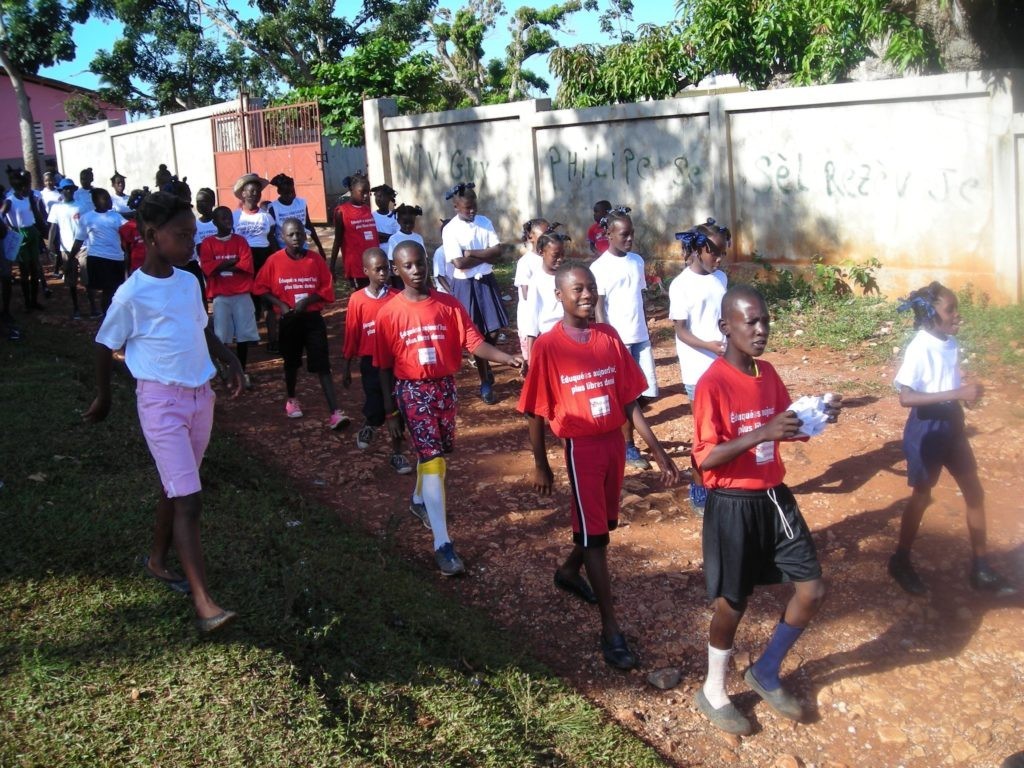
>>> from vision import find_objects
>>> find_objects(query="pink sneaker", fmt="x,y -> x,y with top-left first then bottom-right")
285,398 -> 303,418
328,410 -> 351,430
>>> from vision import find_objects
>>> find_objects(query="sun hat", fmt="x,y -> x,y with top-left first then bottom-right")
232,173 -> 269,199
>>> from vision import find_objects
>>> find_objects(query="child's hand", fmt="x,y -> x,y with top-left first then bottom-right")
532,464 -> 554,495
225,359 -> 245,399
822,392 -> 842,423
958,382 -> 983,403
707,340 -> 726,356
655,453 -> 679,487
762,410 -> 802,441
386,416 -> 403,441
83,395 -> 110,423
505,354 -> 525,375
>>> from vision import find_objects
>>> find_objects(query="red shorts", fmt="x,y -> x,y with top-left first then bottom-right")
564,429 -> 624,548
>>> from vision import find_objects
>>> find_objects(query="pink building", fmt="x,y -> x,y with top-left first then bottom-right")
0,70 -> 126,178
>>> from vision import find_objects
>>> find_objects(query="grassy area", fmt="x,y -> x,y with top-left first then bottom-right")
0,322 -> 665,767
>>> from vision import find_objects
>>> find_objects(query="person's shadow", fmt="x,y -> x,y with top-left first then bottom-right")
789,439 -> 904,495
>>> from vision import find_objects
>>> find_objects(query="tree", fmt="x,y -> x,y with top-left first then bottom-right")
0,0 -> 93,183
430,0 -> 504,106
503,1 -> 584,101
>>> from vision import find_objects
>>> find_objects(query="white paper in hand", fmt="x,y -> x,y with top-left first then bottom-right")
789,395 -> 831,438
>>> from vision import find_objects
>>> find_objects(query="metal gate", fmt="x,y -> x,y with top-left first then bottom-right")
212,102 -> 328,223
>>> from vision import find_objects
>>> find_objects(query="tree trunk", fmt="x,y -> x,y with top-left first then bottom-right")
0,41 -> 42,185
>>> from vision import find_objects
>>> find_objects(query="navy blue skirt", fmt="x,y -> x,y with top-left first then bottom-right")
451,272 -> 508,335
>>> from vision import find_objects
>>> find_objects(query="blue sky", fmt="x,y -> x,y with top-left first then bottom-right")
40,1 -> 676,99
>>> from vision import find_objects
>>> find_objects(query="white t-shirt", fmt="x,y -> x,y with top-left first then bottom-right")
73,188 -> 96,215
4,194 -> 37,228
194,217 -> 219,262
590,250 -> 649,344
96,268 -> 215,387
385,231 -> 425,262
373,210 -> 399,238
894,329 -> 962,395
668,267 -> 728,386
519,269 -> 561,338
111,192 -> 132,214
269,197 -> 312,235
233,208 -> 275,248
40,187 -> 63,214
514,249 -> 544,337
78,210 -> 125,260
46,201 -> 82,252
432,245 -> 454,294
442,215 -> 499,280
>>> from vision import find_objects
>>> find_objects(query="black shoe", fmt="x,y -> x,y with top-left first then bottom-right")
554,570 -> 598,604
970,565 -> 1017,596
888,553 -> 927,595
601,632 -> 637,670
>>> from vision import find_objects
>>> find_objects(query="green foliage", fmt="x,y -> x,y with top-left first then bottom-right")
954,285 -> 1024,370
0,0 -> 90,74
62,91 -> 110,124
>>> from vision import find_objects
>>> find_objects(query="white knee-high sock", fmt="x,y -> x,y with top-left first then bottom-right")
703,645 -> 733,709
412,459 -> 424,504
419,457 -> 448,549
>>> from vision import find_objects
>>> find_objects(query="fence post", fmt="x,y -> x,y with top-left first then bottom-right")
363,98 -> 398,187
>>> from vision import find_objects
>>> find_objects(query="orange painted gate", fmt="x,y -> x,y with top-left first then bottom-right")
212,102 -> 329,223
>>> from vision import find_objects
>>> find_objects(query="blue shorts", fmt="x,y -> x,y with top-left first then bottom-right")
626,340 -> 658,398
903,402 -> 978,494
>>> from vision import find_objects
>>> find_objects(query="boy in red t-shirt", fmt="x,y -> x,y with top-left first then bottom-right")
253,217 -> 351,430
692,285 -> 840,735
518,262 -> 677,671
199,206 -> 260,381
374,240 -> 522,576
342,247 -> 411,475
119,190 -> 147,275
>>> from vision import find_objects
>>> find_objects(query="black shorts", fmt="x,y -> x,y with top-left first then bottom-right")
279,311 -> 330,373
903,403 -> 977,492
86,256 -> 126,293
703,484 -> 821,604
360,355 -> 385,426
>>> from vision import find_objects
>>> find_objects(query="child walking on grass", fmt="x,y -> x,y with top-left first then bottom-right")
86,191 -> 244,634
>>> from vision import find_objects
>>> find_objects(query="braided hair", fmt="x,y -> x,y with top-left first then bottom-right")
675,217 -> 731,257
898,281 -> 953,329
395,203 -> 422,217
536,231 -> 572,254
136,190 -> 193,231
599,205 -> 632,231
521,217 -> 550,243
444,182 -> 476,201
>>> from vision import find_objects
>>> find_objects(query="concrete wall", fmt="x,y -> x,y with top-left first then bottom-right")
364,71 -> 1024,302
322,141 -> 369,207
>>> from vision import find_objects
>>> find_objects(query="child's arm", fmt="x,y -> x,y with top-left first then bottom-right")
204,326 -> 244,398
595,295 -> 608,324
698,410 -> 802,470
451,244 -> 503,270
436,275 -> 453,293
379,367 -> 403,441
898,383 -> 982,407
329,212 -> 343,274
525,412 -> 554,494
306,213 -> 327,260
469,341 -> 523,371
674,319 -> 726,356
47,222 -> 59,255
626,401 -> 679,487
83,343 -> 116,423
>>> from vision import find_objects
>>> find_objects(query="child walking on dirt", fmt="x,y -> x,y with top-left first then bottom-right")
513,218 -> 549,362
888,281 -> 1016,596
374,240 -> 522,576
85,191 -> 244,634
518,262 -> 678,670
692,285 -> 840,735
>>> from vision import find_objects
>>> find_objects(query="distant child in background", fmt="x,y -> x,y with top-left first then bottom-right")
233,174 -> 277,347
268,173 -> 327,260
441,182 -> 509,405
669,218 -> 731,515
889,282 -> 1016,596
520,231 -> 569,363
384,204 -> 424,288
342,247 -> 412,475
86,190 -> 244,634
432,218 -> 454,294
39,172 -> 62,217
110,171 -> 131,214
331,173 -> 377,286
591,206 -> 658,469
74,167 -> 96,215
253,217 -> 350,429
47,178 -> 94,318
513,218 -> 549,361
194,188 -> 219,246
200,206 -> 259,384
374,240 -> 523,575
68,187 -> 126,314
587,200 -> 611,256
519,262 -> 678,670
370,183 -> 399,243
2,168 -> 48,312
692,284 -> 837,736
119,190 -> 148,275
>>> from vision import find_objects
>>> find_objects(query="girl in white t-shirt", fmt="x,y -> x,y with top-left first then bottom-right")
889,282 -> 1015,597
513,218 -> 548,360
370,183 -> 399,243
268,173 -> 327,259
86,190 -> 244,634
68,188 -> 126,314
520,231 -> 568,365
384,204 -> 424,289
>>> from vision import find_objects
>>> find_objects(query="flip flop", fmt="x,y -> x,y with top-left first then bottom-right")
196,610 -> 237,634
141,556 -> 191,594
553,570 -> 598,604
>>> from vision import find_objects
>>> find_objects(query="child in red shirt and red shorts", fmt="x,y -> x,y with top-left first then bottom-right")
374,240 -> 522,576
692,285 -> 840,735
518,262 -> 678,670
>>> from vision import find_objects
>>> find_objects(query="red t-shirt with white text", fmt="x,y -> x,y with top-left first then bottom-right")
335,202 -> 378,279
344,285 -> 396,359
199,233 -> 254,297
252,248 -> 334,314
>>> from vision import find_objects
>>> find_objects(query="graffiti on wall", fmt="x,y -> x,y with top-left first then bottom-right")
393,143 -> 490,184
544,144 -> 704,194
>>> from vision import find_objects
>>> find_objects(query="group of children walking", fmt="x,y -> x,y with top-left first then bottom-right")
52,162 -> 1013,737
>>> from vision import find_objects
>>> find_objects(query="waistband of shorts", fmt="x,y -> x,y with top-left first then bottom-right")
136,380 -> 213,396
708,483 -> 788,498
396,374 -> 455,386
565,428 -> 623,445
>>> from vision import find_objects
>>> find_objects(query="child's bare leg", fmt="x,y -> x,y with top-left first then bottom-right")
317,372 -> 338,412
581,546 -> 619,639
702,597 -> 747,712
709,596 -> 745,651
171,491 -> 224,620
954,473 -> 987,558
236,341 -> 249,371
147,490 -> 183,580
557,544 -> 585,581
783,578 -> 827,628
896,487 -> 931,553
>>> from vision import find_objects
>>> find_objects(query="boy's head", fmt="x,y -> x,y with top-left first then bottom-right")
43,171 -> 56,189
555,261 -> 597,321
91,187 -> 112,213
280,218 -> 307,253
392,241 -> 428,291
362,247 -> 389,288
719,285 -> 770,359
195,188 -> 216,217
212,205 -> 233,235
58,178 -> 76,200
592,200 -> 611,223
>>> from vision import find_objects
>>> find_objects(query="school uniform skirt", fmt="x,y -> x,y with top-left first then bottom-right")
451,273 -> 508,335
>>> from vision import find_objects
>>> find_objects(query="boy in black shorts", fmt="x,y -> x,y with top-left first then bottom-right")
691,285 -> 840,735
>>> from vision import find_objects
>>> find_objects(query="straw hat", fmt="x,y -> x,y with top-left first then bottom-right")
232,173 -> 270,199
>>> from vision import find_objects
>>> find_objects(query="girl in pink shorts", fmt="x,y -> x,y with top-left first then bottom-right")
86,191 -> 245,634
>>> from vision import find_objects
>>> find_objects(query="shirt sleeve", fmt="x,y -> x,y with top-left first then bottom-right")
372,311 -> 395,370
442,225 -> 462,265
95,295 -> 134,351
520,279 -> 542,338
893,339 -> 925,390
691,374 -> 725,470
198,239 -> 217,277
516,339 -> 554,419
315,256 -> 335,304
251,258 -> 272,296
342,294 -> 360,359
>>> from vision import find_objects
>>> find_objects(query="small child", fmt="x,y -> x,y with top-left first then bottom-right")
342,247 -> 412,475
692,285 -> 838,736
513,218 -> 549,361
109,171 -> 131,214
253,217 -> 350,429
432,218 -> 454,294
119,190 -> 148,275
2,168 -> 48,312
374,240 -> 523,575
519,231 -> 569,362
669,218 -> 731,515
591,206 -> 658,469
519,261 -> 677,669
199,206 -> 260,384
370,183 -> 399,243
586,200 -> 611,256
441,182 -> 509,405
68,188 -> 127,315
73,167 -> 96,215
268,173 -> 327,260
889,282 -> 1015,596
85,190 -> 244,634
384,203 -> 425,289
330,173 -> 377,286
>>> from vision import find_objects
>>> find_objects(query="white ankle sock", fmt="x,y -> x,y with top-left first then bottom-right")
419,457 -> 448,549
703,644 -> 733,709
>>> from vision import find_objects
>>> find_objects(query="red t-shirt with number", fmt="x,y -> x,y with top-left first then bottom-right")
335,202 -> 378,279
198,233 -> 254,298
692,357 -> 794,490
517,322 -> 647,439
252,248 -> 334,314
343,285 -> 396,358
373,291 -> 484,380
